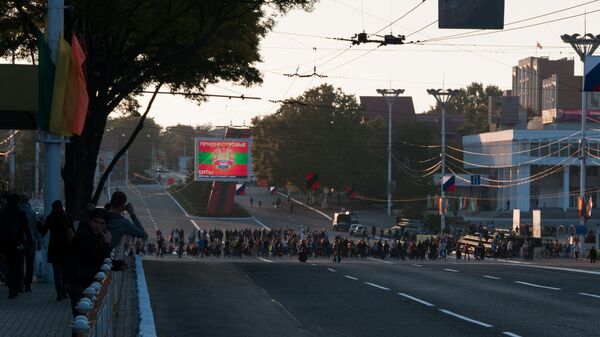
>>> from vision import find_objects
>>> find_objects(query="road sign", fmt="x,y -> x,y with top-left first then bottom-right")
470,175 -> 481,185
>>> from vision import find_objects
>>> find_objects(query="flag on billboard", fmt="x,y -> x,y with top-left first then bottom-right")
442,175 -> 456,192
269,186 -> 278,195
584,55 -> 600,92
344,185 -> 357,200
235,183 -> 246,195
306,172 -> 320,190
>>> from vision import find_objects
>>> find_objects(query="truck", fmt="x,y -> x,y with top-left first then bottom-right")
332,211 -> 359,231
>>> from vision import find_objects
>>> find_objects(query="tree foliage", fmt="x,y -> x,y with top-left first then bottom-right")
1,0 -> 315,218
252,84 -> 438,205
427,82 -> 503,136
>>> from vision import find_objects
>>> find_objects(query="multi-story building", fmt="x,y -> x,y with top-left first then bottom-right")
512,57 -> 576,116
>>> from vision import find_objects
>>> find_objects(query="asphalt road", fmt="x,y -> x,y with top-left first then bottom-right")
144,256 -> 600,337
119,183 -> 600,337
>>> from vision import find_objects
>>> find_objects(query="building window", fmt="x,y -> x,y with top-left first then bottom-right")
530,141 -> 539,157
550,140 -> 559,157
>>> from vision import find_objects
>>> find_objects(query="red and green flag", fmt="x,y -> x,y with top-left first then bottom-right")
306,172 -> 319,190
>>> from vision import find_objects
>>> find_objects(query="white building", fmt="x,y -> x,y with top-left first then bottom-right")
462,125 -> 600,213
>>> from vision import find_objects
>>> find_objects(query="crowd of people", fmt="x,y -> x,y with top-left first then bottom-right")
140,226 -> 471,262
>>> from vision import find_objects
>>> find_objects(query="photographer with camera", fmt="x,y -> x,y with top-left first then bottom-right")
106,191 -> 147,269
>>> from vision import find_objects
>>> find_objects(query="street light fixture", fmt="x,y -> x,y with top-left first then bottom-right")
427,88 -> 459,234
376,88 -> 405,216
561,33 -> 600,225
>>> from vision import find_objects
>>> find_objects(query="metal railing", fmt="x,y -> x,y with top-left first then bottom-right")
71,251 -> 123,337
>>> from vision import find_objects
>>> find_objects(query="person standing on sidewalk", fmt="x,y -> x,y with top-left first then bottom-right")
0,194 -> 32,299
19,194 -> 41,292
65,208 -> 112,318
38,200 -> 75,301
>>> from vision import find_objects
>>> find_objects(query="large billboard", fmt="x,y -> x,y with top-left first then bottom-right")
194,138 -> 251,182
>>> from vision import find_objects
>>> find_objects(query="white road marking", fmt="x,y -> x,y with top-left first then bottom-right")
190,220 -> 200,230
398,293 -> 434,307
483,275 -> 501,280
368,257 -> 393,264
502,332 -> 523,337
344,275 -> 358,280
514,281 -> 560,291
259,257 -> 273,263
438,309 -> 493,328
253,217 -> 271,230
310,264 -> 316,266
444,268 -> 459,273
412,264 -> 423,267
579,292 -> 600,299
327,268 -> 337,273
364,282 -> 390,291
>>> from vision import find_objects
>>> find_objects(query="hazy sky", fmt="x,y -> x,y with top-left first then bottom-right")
139,0 -> 600,128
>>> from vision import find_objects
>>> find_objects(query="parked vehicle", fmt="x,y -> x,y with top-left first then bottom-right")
349,224 -> 368,236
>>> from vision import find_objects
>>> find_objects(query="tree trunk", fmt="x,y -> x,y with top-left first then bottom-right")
63,105 -> 108,221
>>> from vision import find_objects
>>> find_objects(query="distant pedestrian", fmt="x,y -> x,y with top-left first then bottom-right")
589,246 -> 597,263
38,200 -> 74,301
289,202 -> 294,213
250,198 -> 254,207
0,194 -> 33,299
258,200 -> 262,208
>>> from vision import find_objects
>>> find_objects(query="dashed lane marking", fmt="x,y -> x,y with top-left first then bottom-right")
364,282 -> 390,291
514,281 -> 560,291
444,268 -> 459,273
438,309 -> 493,328
483,275 -> 501,280
259,257 -> 274,263
502,332 -> 522,337
327,268 -> 337,273
367,257 -> 393,264
344,275 -> 358,280
398,293 -> 434,307
578,292 -> 600,299
190,220 -> 200,230
412,264 -> 423,267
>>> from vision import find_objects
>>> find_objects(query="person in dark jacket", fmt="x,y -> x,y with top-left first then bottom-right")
65,208 -> 112,318
0,194 -> 32,299
37,200 -> 74,301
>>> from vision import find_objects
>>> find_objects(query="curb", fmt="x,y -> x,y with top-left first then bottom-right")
136,255 -> 157,337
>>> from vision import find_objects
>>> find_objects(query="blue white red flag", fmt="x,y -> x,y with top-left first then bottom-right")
269,186 -> 278,195
442,175 -> 455,192
584,55 -> 600,92
235,183 -> 246,195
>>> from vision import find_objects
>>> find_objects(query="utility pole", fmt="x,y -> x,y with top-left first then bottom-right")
561,33 -> 600,225
42,0 -> 66,284
376,88 -> 404,216
9,130 -> 15,191
427,89 -> 458,234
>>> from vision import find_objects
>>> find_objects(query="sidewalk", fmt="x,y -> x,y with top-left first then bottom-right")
0,255 -> 139,337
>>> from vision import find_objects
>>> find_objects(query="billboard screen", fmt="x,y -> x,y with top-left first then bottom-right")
195,138 -> 251,182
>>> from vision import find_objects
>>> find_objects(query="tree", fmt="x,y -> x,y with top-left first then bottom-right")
2,0 -> 315,218
426,82 -> 503,137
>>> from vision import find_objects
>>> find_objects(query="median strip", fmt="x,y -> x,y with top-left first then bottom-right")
364,282 -> 390,291
438,309 -> 493,328
514,281 -> 560,291
398,292 -> 434,307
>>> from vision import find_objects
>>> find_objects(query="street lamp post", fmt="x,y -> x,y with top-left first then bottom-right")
427,89 -> 458,234
376,88 -> 405,216
561,33 -> 600,225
